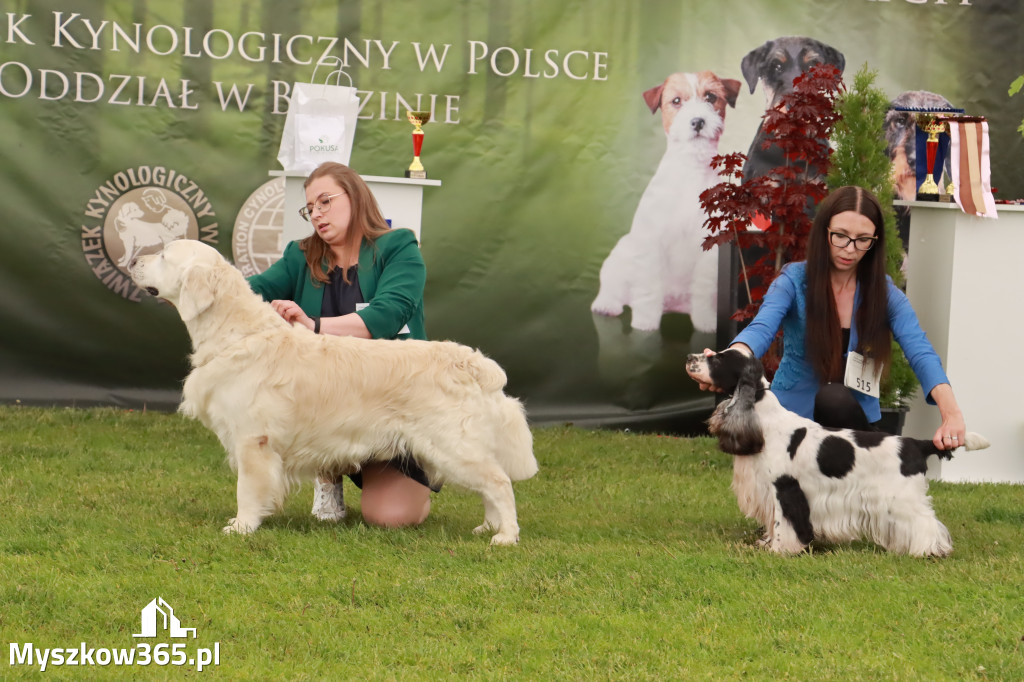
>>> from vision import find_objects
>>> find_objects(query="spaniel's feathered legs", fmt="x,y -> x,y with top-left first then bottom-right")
767,474 -> 814,554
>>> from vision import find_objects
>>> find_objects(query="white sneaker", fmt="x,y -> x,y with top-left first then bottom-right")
311,479 -> 346,521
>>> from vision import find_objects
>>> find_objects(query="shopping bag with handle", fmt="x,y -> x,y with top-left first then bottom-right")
277,58 -> 360,174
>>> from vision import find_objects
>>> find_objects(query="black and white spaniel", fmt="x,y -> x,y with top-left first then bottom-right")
686,349 -> 989,557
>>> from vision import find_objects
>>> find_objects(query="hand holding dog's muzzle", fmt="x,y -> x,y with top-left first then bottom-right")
685,349 -> 724,393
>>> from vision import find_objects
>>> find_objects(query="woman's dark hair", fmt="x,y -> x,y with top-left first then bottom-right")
804,185 -> 892,382
300,162 -> 391,285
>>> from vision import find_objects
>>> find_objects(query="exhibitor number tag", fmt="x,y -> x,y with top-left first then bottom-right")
844,351 -> 881,398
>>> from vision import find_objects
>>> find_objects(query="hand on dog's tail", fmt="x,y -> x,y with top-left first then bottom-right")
945,431 -> 990,461
962,432 -> 990,452
921,431 -> 990,461
944,432 -> 991,457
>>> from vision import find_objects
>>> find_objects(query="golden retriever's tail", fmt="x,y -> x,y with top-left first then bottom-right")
438,343 -> 509,393
495,397 -> 538,481
461,348 -> 507,393
446,342 -> 536,480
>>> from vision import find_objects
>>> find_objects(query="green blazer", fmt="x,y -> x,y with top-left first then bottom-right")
247,228 -> 427,340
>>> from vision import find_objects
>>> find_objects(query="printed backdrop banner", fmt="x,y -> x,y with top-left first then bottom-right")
1,0 -> 1021,428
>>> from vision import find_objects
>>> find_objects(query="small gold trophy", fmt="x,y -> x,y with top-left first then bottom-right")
916,116 -> 946,201
405,110 -> 431,179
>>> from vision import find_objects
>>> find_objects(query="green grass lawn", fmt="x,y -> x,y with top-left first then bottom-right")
1,406 -> 1022,680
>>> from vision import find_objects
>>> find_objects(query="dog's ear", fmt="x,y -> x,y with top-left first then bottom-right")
882,108 -> 907,150
818,44 -> 845,73
741,42 -> 772,93
176,263 -> 221,321
739,356 -> 766,392
642,83 -> 664,113
721,78 -> 742,108
707,352 -> 766,455
708,380 -> 765,456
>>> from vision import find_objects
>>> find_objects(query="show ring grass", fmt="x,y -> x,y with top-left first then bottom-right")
1,406 -> 1022,680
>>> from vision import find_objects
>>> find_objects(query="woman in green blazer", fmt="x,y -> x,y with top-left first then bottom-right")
247,162 -> 431,528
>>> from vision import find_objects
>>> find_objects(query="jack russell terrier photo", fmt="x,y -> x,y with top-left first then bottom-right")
592,70 -> 740,333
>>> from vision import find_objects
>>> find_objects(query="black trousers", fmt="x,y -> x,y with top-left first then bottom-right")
812,383 -> 877,431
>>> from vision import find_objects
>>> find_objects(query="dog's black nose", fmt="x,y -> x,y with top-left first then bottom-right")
691,117 -> 705,133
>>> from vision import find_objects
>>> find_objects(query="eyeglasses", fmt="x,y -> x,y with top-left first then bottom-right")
299,192 -> 345,222
828,230 -> 877,251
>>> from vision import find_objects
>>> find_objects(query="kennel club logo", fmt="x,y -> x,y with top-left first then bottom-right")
80,166 -> 219,301
232,177 -> 287,277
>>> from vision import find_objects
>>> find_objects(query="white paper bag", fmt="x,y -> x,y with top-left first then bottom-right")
277,60 -> 359,174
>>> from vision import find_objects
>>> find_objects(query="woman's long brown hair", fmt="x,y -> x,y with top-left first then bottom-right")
300,162 -> 391,285
804,185 -> 892,382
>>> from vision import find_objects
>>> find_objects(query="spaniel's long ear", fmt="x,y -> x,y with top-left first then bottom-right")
708,378 -> 764,456
176,263 -> 220,322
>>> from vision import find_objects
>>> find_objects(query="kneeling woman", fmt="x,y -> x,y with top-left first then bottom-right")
689,185 -> 969,452
247,161 -> 435,527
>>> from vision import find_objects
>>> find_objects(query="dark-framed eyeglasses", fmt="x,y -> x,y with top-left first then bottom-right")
299,192 -> 345,222
828,230 -> 877,251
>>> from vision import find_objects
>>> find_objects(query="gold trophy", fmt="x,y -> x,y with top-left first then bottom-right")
405,110 -> 431,179
916,116 -> 946,201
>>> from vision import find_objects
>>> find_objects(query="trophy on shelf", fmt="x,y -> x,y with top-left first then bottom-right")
916,115 -> 947,201
405,110 -> 431,179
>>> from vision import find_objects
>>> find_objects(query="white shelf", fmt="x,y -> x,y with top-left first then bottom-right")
901,201 -> 1024,482
270,170 -> 442,187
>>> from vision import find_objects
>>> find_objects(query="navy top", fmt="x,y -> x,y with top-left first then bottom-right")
321,264 -> 364,317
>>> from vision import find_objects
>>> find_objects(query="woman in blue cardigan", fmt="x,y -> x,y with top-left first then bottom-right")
248,162 -> 432,527
689,185 -> 967,451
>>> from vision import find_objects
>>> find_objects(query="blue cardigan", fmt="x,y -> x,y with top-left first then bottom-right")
246,228 -> 427,340
732,261 -> 948,422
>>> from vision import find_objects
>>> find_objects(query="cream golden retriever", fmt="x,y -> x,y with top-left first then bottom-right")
129,239 -> 537,545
